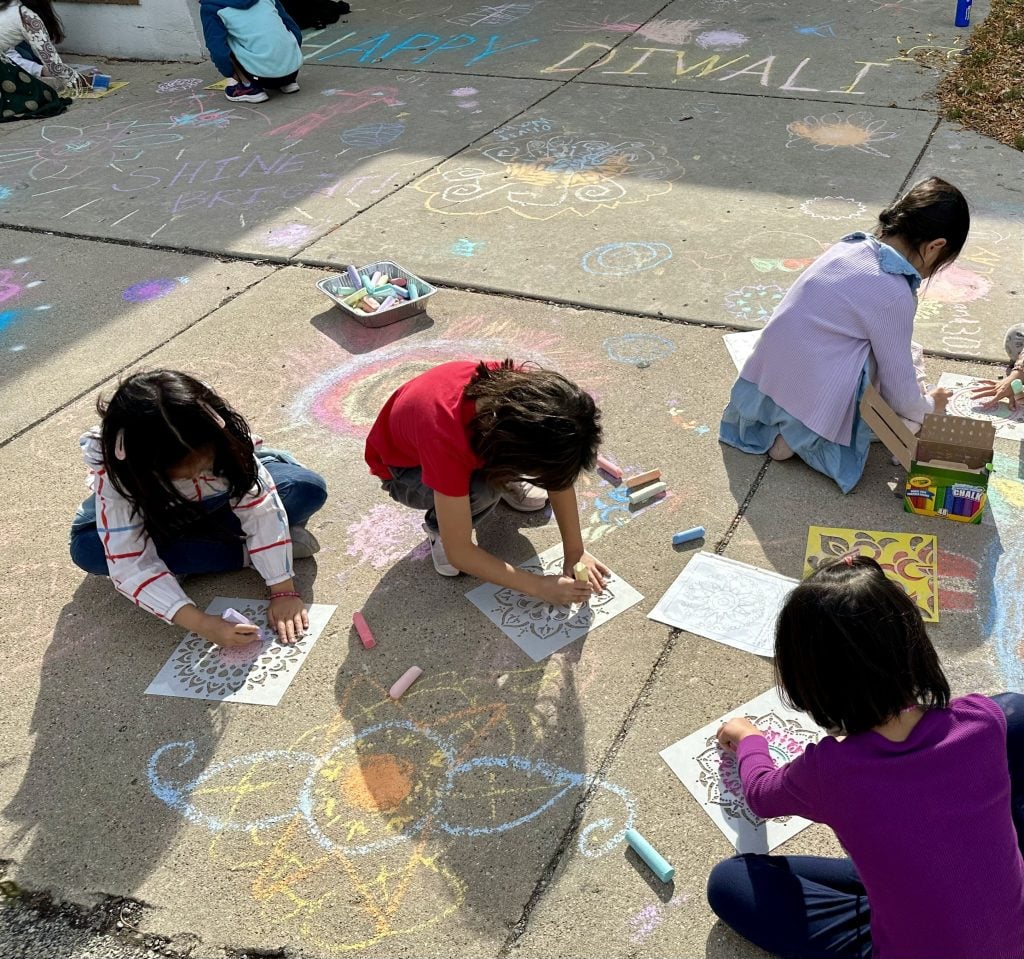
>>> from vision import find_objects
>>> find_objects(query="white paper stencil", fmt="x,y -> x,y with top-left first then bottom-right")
938,372 -> 1024,443
723,330 -> 762,373
465,545 -> 643,661
648,552 -> 797,657
660,688 -> 824,853
146,597 -> 336,705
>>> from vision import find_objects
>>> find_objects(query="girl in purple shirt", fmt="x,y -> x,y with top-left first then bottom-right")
719,178 -> 970,493
709,556 -> 1024,959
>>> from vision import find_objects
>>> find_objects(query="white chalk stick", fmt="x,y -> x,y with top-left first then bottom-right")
628,481 -> 667,506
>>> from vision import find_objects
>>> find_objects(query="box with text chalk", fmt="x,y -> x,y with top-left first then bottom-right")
860,384 -> 995,525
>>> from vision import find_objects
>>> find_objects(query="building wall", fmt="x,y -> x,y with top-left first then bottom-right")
55,0 -> 207,62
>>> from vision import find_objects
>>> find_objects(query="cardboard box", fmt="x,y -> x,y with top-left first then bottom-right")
859,383 -> 994,524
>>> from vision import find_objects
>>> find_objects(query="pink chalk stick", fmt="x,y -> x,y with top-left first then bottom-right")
221,607 -> 252,626
389,666 -> 423,700
596,454 -> 623,481
352,610 -> 376,649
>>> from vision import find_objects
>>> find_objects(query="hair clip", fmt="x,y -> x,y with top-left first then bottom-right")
114,429 -> 126,461
199,400 -> 226,429
842,551 -> 857,566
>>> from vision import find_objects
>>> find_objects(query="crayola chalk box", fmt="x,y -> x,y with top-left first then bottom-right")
860,384 -> 995,525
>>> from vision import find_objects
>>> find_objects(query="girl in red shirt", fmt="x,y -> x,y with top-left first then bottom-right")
365,359 -> 606,605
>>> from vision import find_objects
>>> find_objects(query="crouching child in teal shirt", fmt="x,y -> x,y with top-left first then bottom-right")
199,0 -> 303,103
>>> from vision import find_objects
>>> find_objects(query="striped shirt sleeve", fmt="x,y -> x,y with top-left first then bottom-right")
232,458 -> 293,586
93,468 -> 193,623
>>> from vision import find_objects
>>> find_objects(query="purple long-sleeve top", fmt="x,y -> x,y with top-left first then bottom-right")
739,234 -> 934,445
737,695 -> 1024,958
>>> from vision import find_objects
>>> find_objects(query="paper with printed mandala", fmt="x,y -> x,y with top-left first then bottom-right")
660,688 -> 824,853
145,597 -> 336,705
803,526 -> 938,623
648,553 -> 797,657
465,545 -> 642,661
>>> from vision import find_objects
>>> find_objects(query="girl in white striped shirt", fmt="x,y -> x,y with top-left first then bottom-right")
70,370 -> 327,645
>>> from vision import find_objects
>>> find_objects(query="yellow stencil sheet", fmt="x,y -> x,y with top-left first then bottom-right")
72,81 -> 129,99
803,526 -> 939,622
205,78 -> 232,90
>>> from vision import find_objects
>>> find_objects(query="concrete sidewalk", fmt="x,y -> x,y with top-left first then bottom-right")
2,1 -> 1023,957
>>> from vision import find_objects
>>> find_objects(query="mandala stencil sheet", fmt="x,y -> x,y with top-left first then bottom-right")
146,597 -> 336,706
722,330 -> 762,373
803,526 -> 938,623
465,545 -> 642,661
648,552 -> 798,657
660,688 -> 824,853
937,372 -> 1024,443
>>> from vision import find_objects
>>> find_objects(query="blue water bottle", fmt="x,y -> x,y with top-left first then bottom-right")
955,0 -> 972,27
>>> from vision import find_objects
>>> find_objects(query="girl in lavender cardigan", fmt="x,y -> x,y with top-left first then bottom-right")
720,178 -> 970,492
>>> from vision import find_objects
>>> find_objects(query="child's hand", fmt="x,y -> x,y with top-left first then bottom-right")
716,718 -> 762,754
972,376 -> 1019,411
928,386 -> 952,414
563,551 -> 610,592
269,594 -> 308,645
539,574 -> 592,607
202,615 -> 261,648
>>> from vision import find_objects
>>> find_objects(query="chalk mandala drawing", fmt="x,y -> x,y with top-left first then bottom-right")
804,527 -> 938,622
262,223 -> 318,249
346,503 -> 431,568
414,133 -> 682,220
920,264 -> 992,304
147,669 -> 635,952
122,277 -> 188,303
156,78 -> 205,94
695,29 -> 750,48
340,121 -> 406,148
291,318 -> 599,439
697,715 -> 816,827
940,376 -> 1024,441
0,119 -> 186,181
799,196 -> 867,220
603,332 -> 676,365
576,470 -> 667,545
490,570 -> 622,641
581,241 -> 672,277
723,284 -> 785,324
786,113 -> 899,157
448,3 -> 537,26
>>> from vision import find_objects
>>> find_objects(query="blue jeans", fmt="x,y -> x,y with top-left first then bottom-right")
69,455 -> 327,576
381,465 -> 501,534
707,693 -> 1024,959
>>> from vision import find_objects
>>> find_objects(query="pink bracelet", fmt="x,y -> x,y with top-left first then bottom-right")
270,590 -> 302,600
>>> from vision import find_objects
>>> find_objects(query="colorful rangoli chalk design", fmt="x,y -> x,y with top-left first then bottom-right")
803,526 -> 938,622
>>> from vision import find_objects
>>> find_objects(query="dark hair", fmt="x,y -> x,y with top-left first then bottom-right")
463,360 -> 602,491
774,555 -> 950,735
876,176 -> 969,275
97,370 -> 258,539
2,0 -> 66,44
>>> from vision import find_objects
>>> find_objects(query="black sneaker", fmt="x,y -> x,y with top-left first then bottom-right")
225,82 -> 268,103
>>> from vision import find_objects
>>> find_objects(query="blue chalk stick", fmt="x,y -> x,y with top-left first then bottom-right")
672,526 -> 705,546
360,274 -> 372,289
625,828 -> 674,883
409,281 -> 420,299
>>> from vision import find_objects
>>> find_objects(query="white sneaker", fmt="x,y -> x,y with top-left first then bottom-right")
280,81 -> 300,94
422,523 -> 459,576
500,481 -> 548,512
290,526 -> 320,559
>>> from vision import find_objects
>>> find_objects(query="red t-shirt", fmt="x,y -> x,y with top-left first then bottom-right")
364,360 -> 488,497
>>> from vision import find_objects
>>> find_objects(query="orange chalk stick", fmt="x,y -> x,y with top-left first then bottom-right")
625,469 -> 661,489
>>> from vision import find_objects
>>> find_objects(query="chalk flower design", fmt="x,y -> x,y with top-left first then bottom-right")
156,78 -> 205,93
786,113 -> 899,157
799,196 -> 867,220
346,503 -> 431,568
723,284 -> 785,324
147,669 -> 636,952
415,133 -> 682,220
695,713 -> 817,826
0,119 -> 185,181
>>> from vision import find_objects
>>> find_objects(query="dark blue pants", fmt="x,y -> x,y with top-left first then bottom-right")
707,693 -> 1024,959
69,457 -> 327,577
